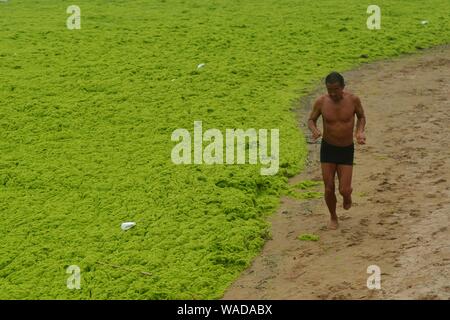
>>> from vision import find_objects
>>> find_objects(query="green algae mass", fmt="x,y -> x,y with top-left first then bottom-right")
0,0 -> 449,299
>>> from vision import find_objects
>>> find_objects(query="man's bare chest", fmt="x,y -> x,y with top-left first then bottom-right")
322,102 -> 355,123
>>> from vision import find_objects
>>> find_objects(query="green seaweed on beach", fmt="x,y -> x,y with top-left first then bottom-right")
298,234 -> 320,242
293,180 -> 323,190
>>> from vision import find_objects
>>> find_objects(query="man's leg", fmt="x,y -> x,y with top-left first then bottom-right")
337,164 -> 353,210
321,162 -> 338,229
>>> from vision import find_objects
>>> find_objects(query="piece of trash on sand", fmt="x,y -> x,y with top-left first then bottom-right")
420,20 -> 428,25
121,222 -> 136,231
197,63 -> 205,69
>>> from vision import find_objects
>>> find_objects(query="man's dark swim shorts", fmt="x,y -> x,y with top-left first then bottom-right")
320,139 -> 354,165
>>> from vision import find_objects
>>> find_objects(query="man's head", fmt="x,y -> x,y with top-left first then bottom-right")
325,71 -> 345,102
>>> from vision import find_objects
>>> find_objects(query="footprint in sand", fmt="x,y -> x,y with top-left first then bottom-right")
409,209 -> 421,217
346,231 -> 364,246
359,218 -> 369,226
432,178 -> 446,184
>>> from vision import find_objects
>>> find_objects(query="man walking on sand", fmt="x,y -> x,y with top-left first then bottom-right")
308,72 -> 366,230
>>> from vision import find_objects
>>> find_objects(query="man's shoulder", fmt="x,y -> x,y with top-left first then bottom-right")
345,91 -> 361,103
314,94 -> 328,105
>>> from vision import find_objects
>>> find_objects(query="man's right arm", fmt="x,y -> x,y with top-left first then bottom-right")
308,97 -> 322,140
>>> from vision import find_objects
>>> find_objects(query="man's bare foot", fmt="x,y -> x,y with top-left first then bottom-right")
328,218 -> 339,230
343,196 -> 352,210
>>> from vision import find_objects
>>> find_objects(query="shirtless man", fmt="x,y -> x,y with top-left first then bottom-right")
308,72 -> 366,230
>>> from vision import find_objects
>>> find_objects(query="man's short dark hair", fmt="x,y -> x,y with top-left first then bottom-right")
325,71 -> 345,87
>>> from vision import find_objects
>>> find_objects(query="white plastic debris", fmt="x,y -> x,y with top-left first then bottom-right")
421,20 -> 428,25
121,222 -> 136,231
197,63 -> 205,69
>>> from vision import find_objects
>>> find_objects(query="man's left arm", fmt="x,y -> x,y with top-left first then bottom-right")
354,96 -> 366,144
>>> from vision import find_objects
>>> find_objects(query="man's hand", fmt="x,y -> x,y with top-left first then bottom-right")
356,131 -> 366,144
312,130 -> 322,140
